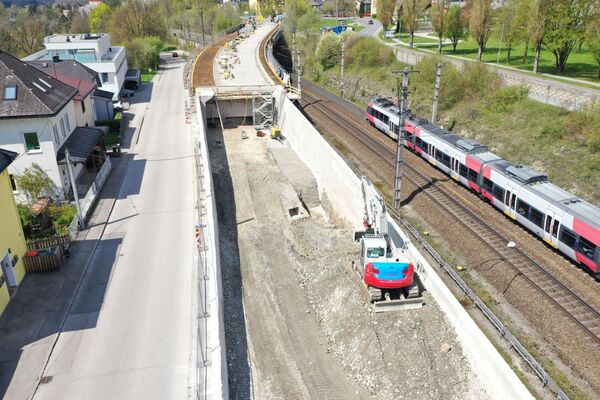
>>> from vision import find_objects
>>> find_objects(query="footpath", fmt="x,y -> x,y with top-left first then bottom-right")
0,77 -> 150,399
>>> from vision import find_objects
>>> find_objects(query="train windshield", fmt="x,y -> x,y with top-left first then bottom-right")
367,247 -> 385,258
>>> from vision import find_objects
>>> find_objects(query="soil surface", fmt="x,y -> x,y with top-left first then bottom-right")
210,125 -> 488,399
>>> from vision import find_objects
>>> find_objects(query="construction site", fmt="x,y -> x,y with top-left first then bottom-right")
189,20 -> 534,400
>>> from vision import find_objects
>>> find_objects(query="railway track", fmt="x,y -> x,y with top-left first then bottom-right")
301,80 -> 600,346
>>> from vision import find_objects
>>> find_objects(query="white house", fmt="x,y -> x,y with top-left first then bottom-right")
23,33 -> 127,100
0,51 -> 107,200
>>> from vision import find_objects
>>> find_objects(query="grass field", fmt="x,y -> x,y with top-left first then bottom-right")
141,69 -> 157,83
408,35 -> 600,82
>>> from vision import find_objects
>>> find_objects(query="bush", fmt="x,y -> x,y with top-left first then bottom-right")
345,36 -> 396,69
47,204 -> 77,236
486,85 -> 529,113
316,33 -> 341,69
124,36 -> 163,70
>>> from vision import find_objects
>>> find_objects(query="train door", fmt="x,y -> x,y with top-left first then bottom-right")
543,211 -> 561,249
451,158 -> 460,181
504,186 -> 517,219
389,121 -> 399,140
428,144 -> 436,165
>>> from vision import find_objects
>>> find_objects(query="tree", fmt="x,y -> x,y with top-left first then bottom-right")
89,3 -> 112,33
444,4 -> 465,51
529,0 -> 551,73
316,33 -> 341,69
496,0 -> 524,63
515,0 -> 531,63
10,8 -> 47,57
70,13 -> 90,34
298,9 -> 320,38
108,0 -> 167,44
377,0 -> 396,30
430,0 -> 447,54
125,36 -> 163,70
284,0 -> 308,31
15,164 -> 56,206
587,11 -> 600,79
403,0 -> 425,48
468,0 -> 493,62
545,0 -> 594,74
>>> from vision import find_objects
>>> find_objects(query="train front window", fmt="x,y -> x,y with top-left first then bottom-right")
578,237 -> 596,260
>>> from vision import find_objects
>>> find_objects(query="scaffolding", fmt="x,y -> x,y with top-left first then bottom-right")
252,92 -> 273,130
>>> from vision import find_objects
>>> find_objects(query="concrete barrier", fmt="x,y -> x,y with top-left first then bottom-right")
274,88 -> 533,400
194,94 -> 229,400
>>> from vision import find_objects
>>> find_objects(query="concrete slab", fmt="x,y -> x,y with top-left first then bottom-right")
268,142 -> 320,208
214,23 -> 274,87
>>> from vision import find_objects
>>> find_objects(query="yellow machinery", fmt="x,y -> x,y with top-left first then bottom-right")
270,127 -> 282,140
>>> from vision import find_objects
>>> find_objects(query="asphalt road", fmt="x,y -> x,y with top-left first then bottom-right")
355,17 -> 382,38
33,57 -> 195,399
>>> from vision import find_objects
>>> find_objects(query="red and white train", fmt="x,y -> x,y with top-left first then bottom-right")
367,98 -> 600,278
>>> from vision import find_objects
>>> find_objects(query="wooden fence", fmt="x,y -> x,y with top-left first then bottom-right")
23,235 -> 69,273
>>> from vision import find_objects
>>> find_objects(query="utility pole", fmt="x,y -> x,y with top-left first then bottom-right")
292,29 -> 296,75
393,67 -> 418,210
200,8 -> 205,44
294,51 -> 302,101
340,41 -> 345,98
431,63 -> 444,124
65,148 -> 85,229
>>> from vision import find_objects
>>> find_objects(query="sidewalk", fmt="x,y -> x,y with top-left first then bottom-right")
0,84 -> 149,399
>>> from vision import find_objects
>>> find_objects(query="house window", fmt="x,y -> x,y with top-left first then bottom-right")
53,125 -> 59,144
3,85 -> 17,100
24,132 -> 40,151
102,73 -> 109,83
64,115 -> 70,133
60,118 -> 66,138
81,101 -> 86,114
9,174 -> 17,191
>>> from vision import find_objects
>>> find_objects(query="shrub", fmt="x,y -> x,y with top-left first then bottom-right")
345,37 -> 396,69
316,33 -> 341,69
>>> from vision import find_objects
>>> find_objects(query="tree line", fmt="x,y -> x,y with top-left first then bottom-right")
376,0 -> 600,76
0,0 -> 242,71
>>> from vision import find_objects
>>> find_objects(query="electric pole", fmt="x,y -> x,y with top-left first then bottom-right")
292,29 -> 296,76
340,41 -> 345,98
431,63 -> 444,124
65,148 -> 85,229
295,51 -> 302,101
393,67 -> 418,210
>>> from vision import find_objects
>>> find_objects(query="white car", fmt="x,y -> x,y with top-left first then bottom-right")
384,31 -> 395,39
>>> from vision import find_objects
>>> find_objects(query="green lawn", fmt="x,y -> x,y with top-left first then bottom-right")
413,35 -> 600,82
104,130 -> 120,147
396,32 -> 439,45
141,69 -> 158,83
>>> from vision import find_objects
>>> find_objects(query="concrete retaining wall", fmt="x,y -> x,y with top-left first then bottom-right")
195,94 -> 229,400
275,88 -> 365,229
274,88 -> 533,400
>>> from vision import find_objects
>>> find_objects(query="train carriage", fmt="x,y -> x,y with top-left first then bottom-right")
366,98 -> 600,277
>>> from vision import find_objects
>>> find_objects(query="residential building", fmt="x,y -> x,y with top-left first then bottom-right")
23,33 -> 127,100
0,51 -> 107,200
28,60 -> 99,127
0,148 -> 27,316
